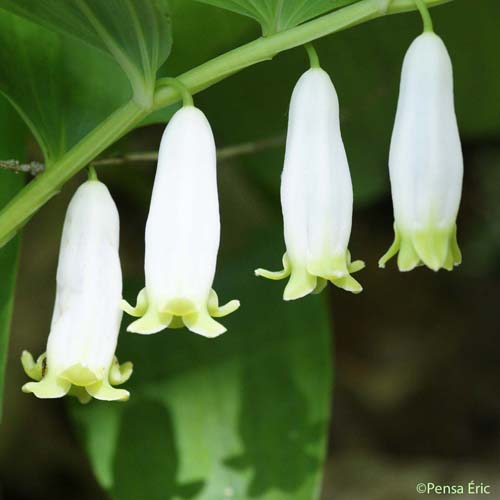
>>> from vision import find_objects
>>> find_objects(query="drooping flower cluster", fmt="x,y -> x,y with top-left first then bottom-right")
21,103 -> 240,402
258,29 -> 462,298
21,6 -> 464,403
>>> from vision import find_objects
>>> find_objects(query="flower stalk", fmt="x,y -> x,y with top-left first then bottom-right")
415,0 -> 434,32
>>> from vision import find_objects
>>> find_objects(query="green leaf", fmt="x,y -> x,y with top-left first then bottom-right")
0,96 -> 26,420
166,0 -> 258,74
0,1 -> 172,164
0,14 -> 129,162
193,0 -> 357,35
71,238 -> 332,500
0,0 -> 172,104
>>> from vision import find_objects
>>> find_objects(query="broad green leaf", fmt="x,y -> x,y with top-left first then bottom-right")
0,13 -> 129,162
0,96 -> 26,420
0,13 -> 165,166
193,0 -> 357,35
166,0 -> 258,74
0,0 -> 172,104
71,238 -> 332,500
0,0 -> 175,165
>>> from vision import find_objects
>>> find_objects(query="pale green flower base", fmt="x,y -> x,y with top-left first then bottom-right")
255,251 -> 365,301
122,288 -> 240,338
379,223 -> 461,272
21,352 -> 132,403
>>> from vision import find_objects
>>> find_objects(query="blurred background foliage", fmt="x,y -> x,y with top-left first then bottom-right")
0,0 -> 499,499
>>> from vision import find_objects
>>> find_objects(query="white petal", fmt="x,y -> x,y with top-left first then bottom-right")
46,179 -> 123,382
125,106 -> 238,336
389,32 -> 463,232
257,68 -> 363,298
281,68 -> 353,272
144,106 -> 220,312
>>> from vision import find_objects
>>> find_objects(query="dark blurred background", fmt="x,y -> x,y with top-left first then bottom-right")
1,0 -> 499,499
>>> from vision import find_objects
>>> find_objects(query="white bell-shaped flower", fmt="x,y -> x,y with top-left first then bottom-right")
123,106 -> 239,337
379,32 -> 463,271
22,176 -> 132,403
256,68 -> 364,300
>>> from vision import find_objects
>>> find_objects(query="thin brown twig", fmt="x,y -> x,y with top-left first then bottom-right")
92,134 -> 285,166
0,159 -> 45,176
0,135 -> 285,176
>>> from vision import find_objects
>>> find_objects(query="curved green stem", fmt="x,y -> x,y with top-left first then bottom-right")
152,0 -> 449,110
0,0 -> 451,246
87,165 -> 98,181
414,0 -> 434,32
304,43 -> 320,69
156,78 -> 193,107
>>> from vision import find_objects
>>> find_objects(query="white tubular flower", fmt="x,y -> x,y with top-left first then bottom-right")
22,176 -> 132,403
379,32 -> 463,272
255,67 -> 364,300
123,105 -> 239,338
